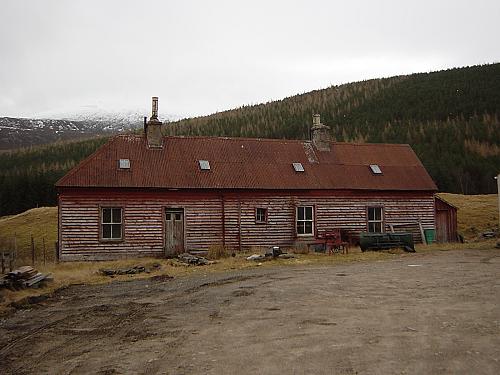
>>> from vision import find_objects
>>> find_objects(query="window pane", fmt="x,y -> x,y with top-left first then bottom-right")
305,221 -> 313,234
297,222 -> 304,234
102,208 -> 111,223
256,208 -> 266,222
112,208 -> 122,223
368,222 -> 382,233
368,207 -> 382,221
368,207 -> 375,221
305,207 -> 313,220
297,207 -> 304,220
111,224 -> 122,239
175,213 -> 181,221
166,213 -> 171,221
102,224 -> 111,238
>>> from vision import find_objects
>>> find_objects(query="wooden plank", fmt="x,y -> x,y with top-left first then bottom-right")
418,221 -> 427,245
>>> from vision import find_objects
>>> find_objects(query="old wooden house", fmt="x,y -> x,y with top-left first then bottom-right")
56,99 -> 440,260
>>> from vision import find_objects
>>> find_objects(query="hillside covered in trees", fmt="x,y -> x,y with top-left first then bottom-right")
0,138 -> 108,216
165,64 -> 500,195
1,64 -> 499,216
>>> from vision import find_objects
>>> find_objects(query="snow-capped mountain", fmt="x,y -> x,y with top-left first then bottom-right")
0,108 -> 180,150
34,106 -> 179,130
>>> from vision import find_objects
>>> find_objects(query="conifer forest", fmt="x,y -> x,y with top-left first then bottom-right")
1,64 -> 499,216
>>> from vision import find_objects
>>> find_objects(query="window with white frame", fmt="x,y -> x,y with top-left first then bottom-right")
367,206 -> 383,233
101,207 -> 123,240
296,206 -> 313,235
255,207 -> 267,223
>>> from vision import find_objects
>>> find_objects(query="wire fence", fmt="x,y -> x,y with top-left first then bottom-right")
0,235 -> 58,272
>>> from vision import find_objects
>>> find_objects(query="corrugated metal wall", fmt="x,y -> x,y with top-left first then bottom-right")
59,189 -> 435,260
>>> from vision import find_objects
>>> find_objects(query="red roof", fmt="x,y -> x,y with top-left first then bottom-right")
56,135 -> 437,191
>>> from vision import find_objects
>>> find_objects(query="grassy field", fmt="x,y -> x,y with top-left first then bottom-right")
437,193 -> 499,238
0,207 -> 58,264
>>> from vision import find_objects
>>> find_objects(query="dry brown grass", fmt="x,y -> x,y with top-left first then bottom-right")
2,241 -> 498,314
0,249 -> 390,313
416,238 -> 498,252
437,193 -> 498,238
206,244 -> 229,260
0,207 -> 58,264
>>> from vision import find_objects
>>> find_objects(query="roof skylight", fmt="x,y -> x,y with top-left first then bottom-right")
199,160 -> 211,170
119,159 -> 130,169
369,164 -> 382,174
293,162 -> 305,172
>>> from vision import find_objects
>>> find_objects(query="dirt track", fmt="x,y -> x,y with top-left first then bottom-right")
1,249 -> 499,375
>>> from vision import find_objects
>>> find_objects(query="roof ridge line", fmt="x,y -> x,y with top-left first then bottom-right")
161,135 -> 307,143
157,135 -> 411,148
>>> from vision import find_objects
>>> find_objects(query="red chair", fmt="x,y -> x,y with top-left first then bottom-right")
324,229 -> 349,255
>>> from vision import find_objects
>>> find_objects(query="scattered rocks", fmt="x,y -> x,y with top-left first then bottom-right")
177,253 -> 213,266
482,231 -> 495,238
246,254 -> 266,261
266,246 -> 283,257
247,246 -> 295,261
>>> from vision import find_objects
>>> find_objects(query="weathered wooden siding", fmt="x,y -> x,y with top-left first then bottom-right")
435,196 -> 458,242
59,191 -> 224,261
222,193 -> 435,250
59,189 -> 435,260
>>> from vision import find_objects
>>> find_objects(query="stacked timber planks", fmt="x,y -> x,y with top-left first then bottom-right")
0,266 -> 51,289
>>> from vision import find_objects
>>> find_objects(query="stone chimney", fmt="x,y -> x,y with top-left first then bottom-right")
311,114 -> 331,151
145,96 -> 163,148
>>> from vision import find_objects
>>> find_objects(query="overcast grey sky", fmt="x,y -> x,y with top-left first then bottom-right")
0,0 -> 499,118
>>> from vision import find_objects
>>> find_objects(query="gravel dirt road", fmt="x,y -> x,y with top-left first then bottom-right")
1,248 -> 499,375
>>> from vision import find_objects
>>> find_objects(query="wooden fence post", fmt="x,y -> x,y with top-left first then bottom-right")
31,234 -> 35,266
55,241 -> 59,264
13,235 -> 17,269
43,237 -> 46,266
9,240 -> 14,272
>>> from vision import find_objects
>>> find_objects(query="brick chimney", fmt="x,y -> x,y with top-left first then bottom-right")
145,96 -> 163,148
311,114 -> 331,151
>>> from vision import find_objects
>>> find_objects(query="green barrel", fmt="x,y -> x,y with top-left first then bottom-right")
424,229 -> 435,244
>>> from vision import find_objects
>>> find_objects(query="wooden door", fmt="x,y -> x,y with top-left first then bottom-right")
165,209 -> 184,256
436,210 -> 448,243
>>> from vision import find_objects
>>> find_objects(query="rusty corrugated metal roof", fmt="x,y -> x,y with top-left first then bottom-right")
56,135 -> 437,191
